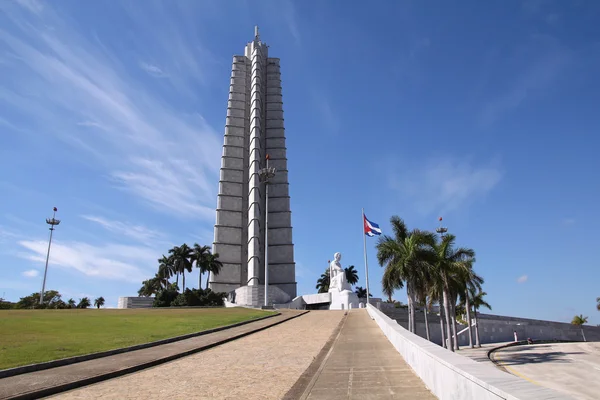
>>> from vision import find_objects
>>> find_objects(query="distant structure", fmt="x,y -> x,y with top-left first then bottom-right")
209,27 -> 296,307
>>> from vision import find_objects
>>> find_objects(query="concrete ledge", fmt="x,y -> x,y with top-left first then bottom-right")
366,305 -> 574,400
0,311 -> 280,379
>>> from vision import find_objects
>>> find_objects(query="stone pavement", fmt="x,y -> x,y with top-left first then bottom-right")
298,310 -> 435,400
51,310 -> 345,399
0,310 -> 304,400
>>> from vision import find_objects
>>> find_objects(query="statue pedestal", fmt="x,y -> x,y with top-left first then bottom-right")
329,289 -> 360,310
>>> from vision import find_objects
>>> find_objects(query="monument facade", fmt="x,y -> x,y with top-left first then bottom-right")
209,27 -> 296,306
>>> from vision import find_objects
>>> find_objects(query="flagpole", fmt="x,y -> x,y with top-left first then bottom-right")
362,208 -> 370,305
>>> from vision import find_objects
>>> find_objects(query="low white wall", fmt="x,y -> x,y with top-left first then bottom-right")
366,305 -> 574,400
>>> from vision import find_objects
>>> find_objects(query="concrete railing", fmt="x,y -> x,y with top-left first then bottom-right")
366,304 -> 574,400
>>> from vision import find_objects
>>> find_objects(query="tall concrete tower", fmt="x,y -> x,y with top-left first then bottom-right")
209,27 -> 296,307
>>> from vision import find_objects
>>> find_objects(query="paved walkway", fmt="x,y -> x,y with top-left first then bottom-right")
51,311 -> 345,400
0,311 -> 304,400
299,310 -> 435,400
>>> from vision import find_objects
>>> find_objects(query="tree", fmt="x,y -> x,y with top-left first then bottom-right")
94,296 -> 105,309
203,253 -> 223,289
571,314 -> 588,326
138,277 -> 162,297
315,268 -> 330,293
377,216 -> 435,334
429,234 -> 475,352
77,297 -> 91,309
355,286 -> 368,298
17,290 -> 63,309
192,244 -> 211,289
169,244 -> 193,292
471,289 -> 491,347
157,255 -> 174,288
457,260 -> 484,348
67,298 -> 76,308
344,265 -> 359,286
597,297 -> 600,311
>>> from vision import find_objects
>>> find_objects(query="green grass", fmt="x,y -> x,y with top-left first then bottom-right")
0,307 -> 273,370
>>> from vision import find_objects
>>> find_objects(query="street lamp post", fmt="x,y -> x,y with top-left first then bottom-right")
40,207 -> 60,305
436,216 -> 448,237
259,155 -> 276,308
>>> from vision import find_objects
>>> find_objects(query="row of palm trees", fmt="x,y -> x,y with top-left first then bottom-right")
139,243 -> 223,297
376,216 -> 491,352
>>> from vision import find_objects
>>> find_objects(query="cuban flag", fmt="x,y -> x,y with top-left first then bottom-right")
363,214 -> 382,237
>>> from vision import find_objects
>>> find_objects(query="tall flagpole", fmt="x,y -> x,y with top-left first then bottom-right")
362,208 -> 370,305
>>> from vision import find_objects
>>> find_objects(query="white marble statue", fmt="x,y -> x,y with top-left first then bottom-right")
329,252 -> 350,292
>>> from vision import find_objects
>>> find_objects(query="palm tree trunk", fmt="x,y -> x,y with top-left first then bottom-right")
439,303 -> 446,348
474,308 -> 481,347
182,270 -> 186,292
442,287 -> 454,351
176,272 -> 179,291
199,267 -> 202,290
410,287 -> 417,334
205,271 -> 210,290
423,299 -> 430,341
465,291 -> 474,348
406,284 -> 412,332
451,308 -> 460,350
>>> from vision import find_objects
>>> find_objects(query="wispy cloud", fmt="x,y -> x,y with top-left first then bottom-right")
390,156 -> 503,215
563,218 -> 575,226
17,239 -> 155,283
22,269 -> 39,278
311,90 -> 340,133
478,34 -> 572,126
81,215 -> 163,244
140,62 -> 168,78
0,2 -> 221,219
517,275 -> 528,284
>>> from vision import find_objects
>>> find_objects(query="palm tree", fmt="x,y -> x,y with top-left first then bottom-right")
192,244 -> 211,288
471,289 -> 492,347
344,265 -> 359,286
355,286 -> 368,298
169,244 -> 193,292
427,278 -> 446,348
67,298 -> 76,309
429,234 -> 475,352
571,314 -> 588,326
316,268 -> 330,293
457,262 -> 484,348
203,252 -> 223,289
157,255 -> 174,288
94,296 -> 105,309
77,297 -> 91,309
377,216 -> 436,334
138,277 -> 162,297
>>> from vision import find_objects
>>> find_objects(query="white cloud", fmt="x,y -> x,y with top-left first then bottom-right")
140,62 -> 168,77
390,156 -> 502,215
0,2 -> 221,219
81,215 -> 162,244
17,239 -> 155,283
517,275 -> 528,284
22,269 -> 39,278
15,0 -> 43,15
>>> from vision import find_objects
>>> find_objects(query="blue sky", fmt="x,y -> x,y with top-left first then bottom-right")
1,0 -> 599,324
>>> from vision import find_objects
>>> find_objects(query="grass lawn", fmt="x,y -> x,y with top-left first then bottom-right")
0,307 -> 273,370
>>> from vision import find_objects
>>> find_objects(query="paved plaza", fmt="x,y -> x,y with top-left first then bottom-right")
51,311 -> 345,400
490,342 -> 600,400
298,310 -> 434,400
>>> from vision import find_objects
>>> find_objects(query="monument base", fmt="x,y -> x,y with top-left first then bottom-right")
329,289 -> 361,310
228,284 -> 292,308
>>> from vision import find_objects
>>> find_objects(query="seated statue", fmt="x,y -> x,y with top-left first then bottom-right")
329,252 -> 350,292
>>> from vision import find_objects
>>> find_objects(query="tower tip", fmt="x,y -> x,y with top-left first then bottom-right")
254,25 -> 259,40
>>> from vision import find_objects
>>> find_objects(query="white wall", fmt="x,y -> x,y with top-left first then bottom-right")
366,305 -> 574,400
